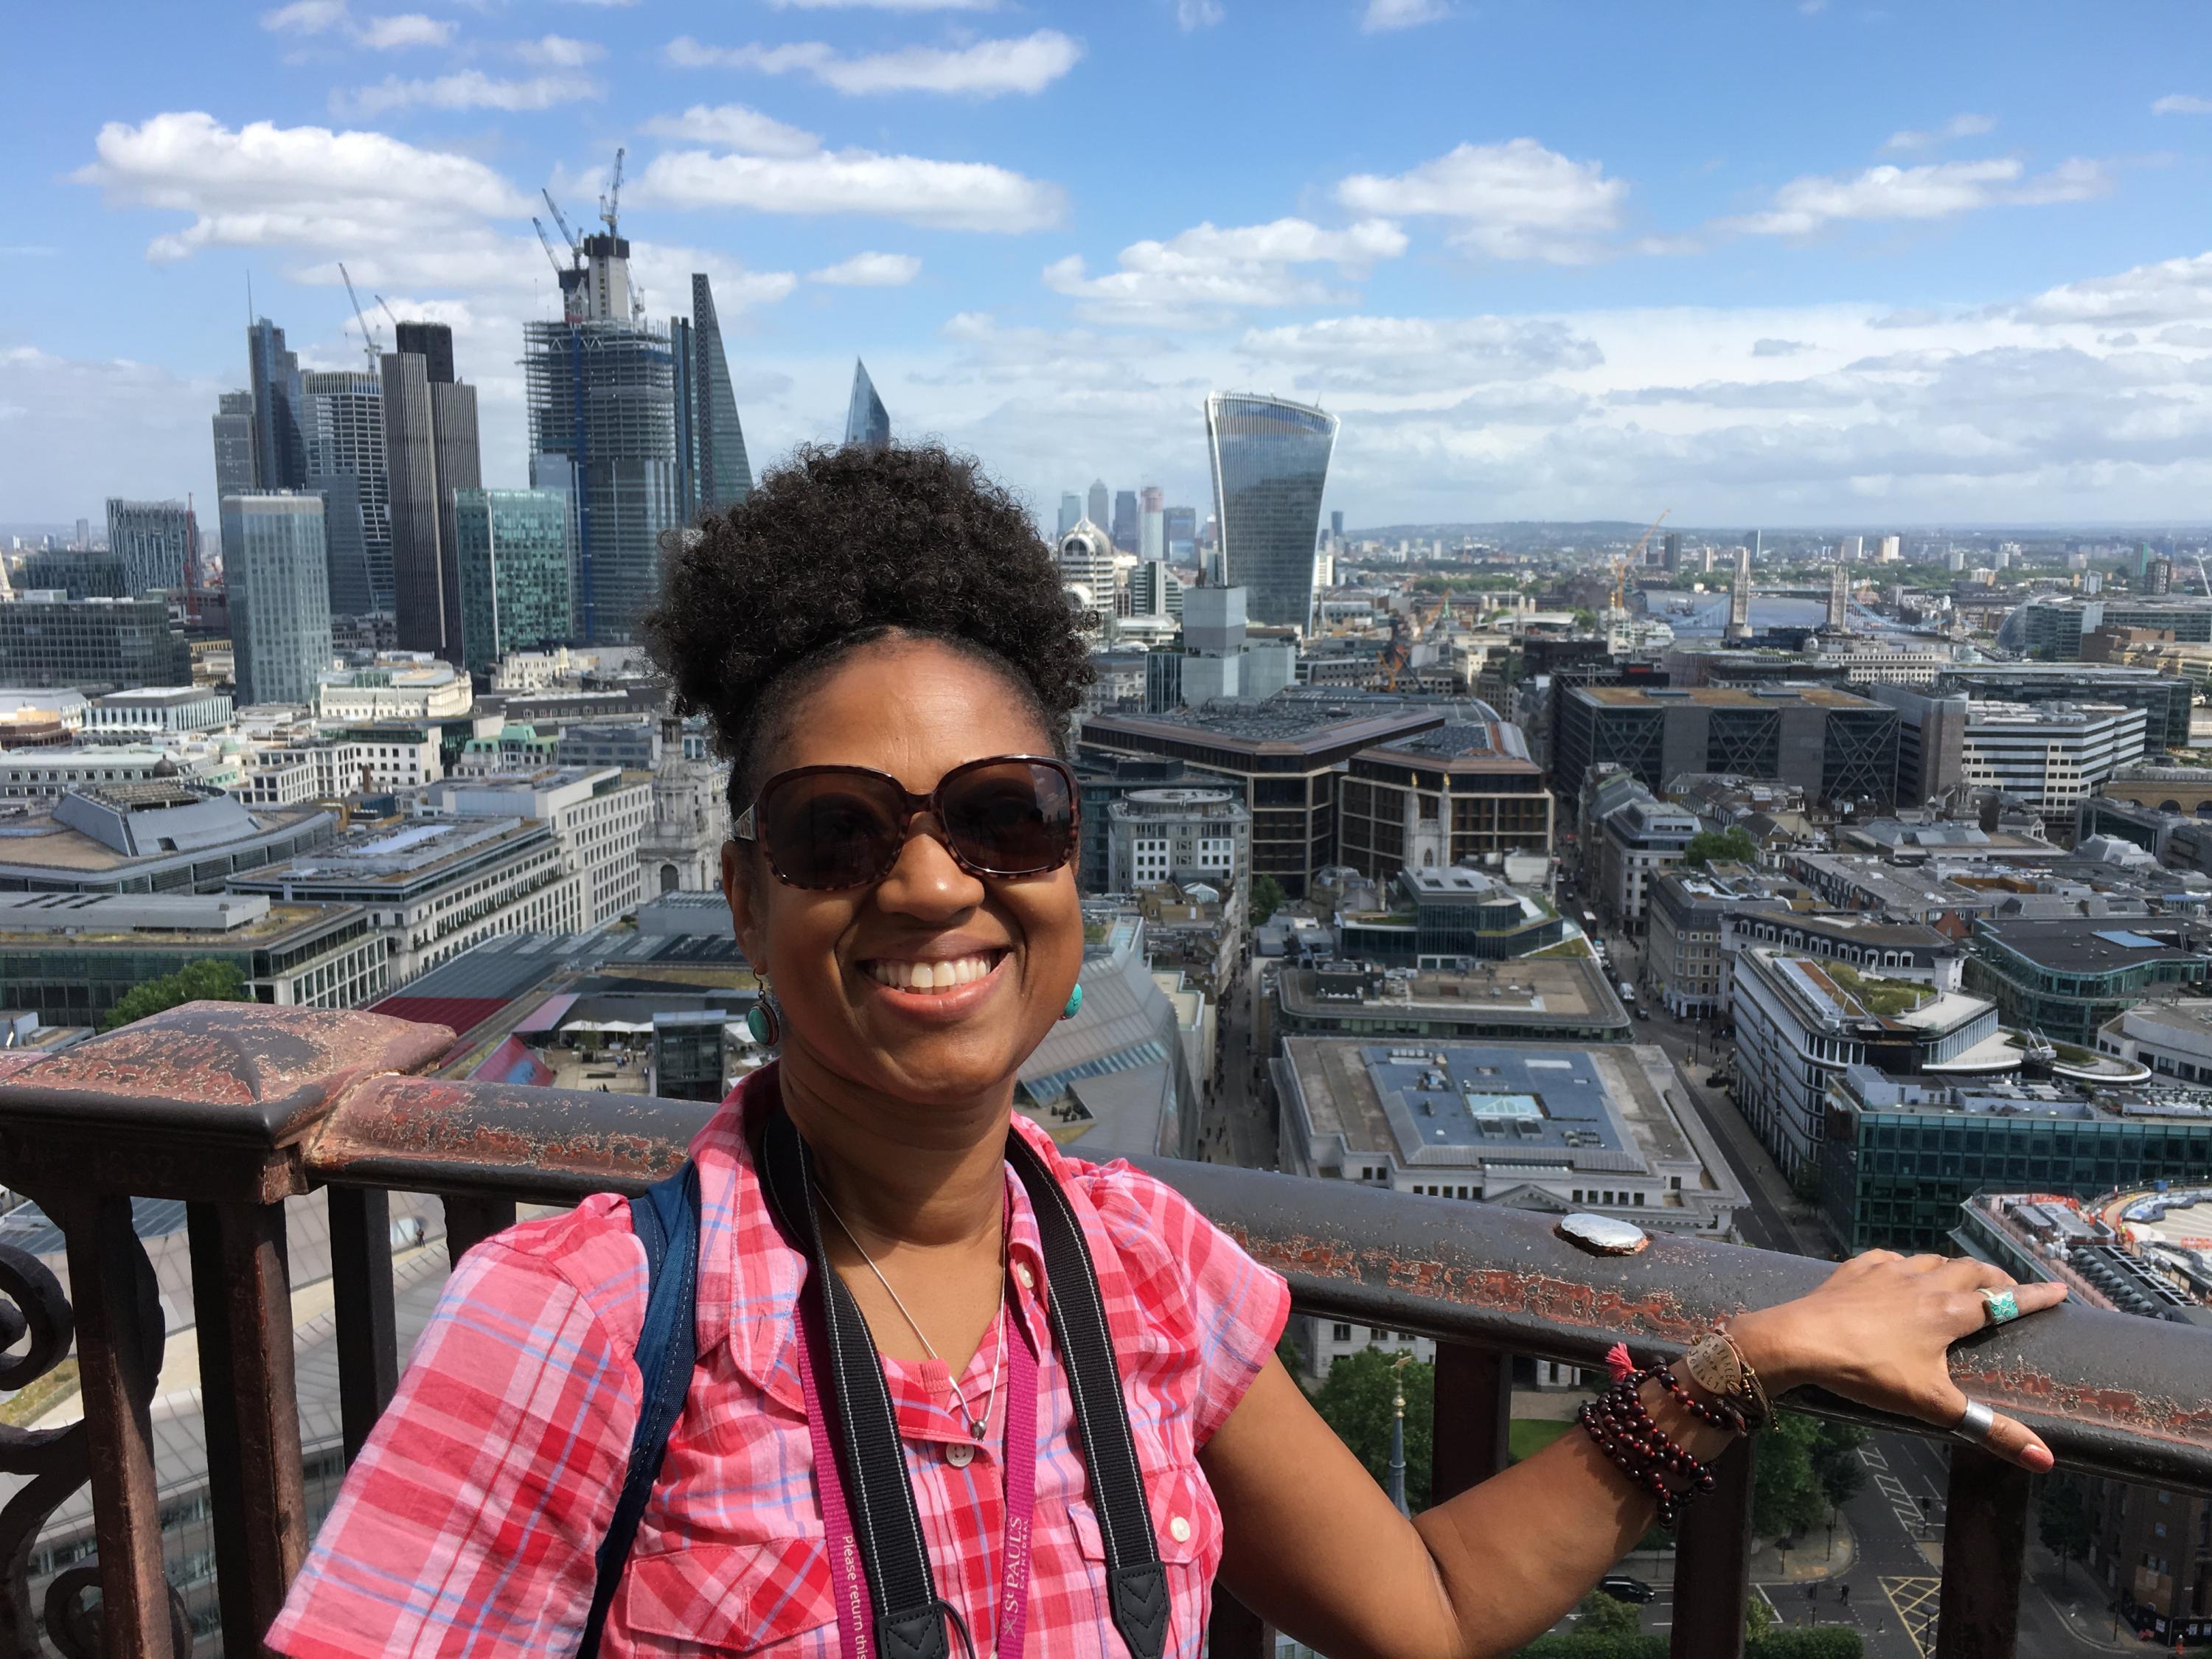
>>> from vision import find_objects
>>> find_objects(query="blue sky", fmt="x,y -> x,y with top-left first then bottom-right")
7,0 -> 2212,530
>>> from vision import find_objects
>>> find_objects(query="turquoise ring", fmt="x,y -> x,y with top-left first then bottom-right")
1980,1288 -> 2021,1327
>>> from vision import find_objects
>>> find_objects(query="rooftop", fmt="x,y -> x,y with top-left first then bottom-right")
1974,917 -> 2208,973
1082,695 -> 1441,750
1574,684 -> 1884,710
0,891 -> 352,947
1361,719 -> 1533,765
240,816 -> 546,888
1278,957 -> 1618,1027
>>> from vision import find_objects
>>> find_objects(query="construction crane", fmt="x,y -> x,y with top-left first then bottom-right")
2197,552 -> 2212,601
532,217 -> 569,282
375,295 -> 400,337
1611,507 -> 1672,613
338,262 -> 380,372
599,145 -> 626,235
541,187 -> 580,254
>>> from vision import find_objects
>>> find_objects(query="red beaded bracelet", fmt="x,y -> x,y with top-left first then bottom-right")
1576,1365 -> 1728,1529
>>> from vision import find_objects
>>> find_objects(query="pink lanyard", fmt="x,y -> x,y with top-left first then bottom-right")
794,1287 -> 1043,1659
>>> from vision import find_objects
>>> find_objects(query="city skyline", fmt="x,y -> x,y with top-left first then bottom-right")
10,4 -> 2212,532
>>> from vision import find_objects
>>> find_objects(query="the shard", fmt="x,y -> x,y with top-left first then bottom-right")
844,358 -> 890,450
677,274 -> 754,518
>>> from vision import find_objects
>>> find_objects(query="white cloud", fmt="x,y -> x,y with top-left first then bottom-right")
639,147 -> 1067,232
642,104 -> 821,157
1178,0 -> 1225,27
2011,251 -> 2212,327
2154,94 -> 2212,116
356,12 -> 452,49
1360,0 -> 1449,29
1752,338 -> 1812,357
515,34 -> 605,66
1722,157 -> 2110,237
810,251 -> 922,286
665,29 -> 1081,96
1043,217 -> 1407,327
339,70 -> 602,115
1882,113 -> 1997,152
1335,139 -> 1626,262
1237,314 -> 1603,392
261,0 -> 346,32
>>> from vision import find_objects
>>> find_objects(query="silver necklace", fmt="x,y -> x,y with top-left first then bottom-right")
818,1190 -> 1006,1441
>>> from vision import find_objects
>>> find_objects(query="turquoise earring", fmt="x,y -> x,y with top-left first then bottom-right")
747,978 -> 782,1046
1061,984 -> 1083,1020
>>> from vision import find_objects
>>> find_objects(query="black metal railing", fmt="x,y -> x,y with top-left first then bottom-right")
0,1001 -> 2204,1657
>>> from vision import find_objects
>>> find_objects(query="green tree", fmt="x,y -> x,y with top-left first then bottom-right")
1685,827 -> 1759,869
1746,1593 -> 1778,1642
1573,1591 -> 1642,1638
2037,1475 -> 2094,1583
1308,1347 -> 1433,1511
1746,1631 -> 1865,1658
1753,1412 -> 1832,1542
99,957 -> 252,1033
1248,874 -> 1286,928
1809,1420 -> 1869,1514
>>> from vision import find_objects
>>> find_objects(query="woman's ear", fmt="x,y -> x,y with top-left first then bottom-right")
720,838 -> 767,970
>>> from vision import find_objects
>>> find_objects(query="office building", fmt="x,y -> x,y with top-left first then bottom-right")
314,656 -> 471,722
300,369 -> 392,615
1139,485 -> 1165,563
1104,787 -> 1248,891
1087,479 -> 1110,532
393,320 -> 454,385
1057,493 -> 1082,538
1552,684 -> 1899,810
86,686 -> 232,740
1337,719 -> 1551,880
422,765 -> 650,928
1204,392 -> 1340,628
452,489 -> 576,674
1055,519 -> 1116,632
231,815 -> 583,986
247,317 -> 306,490
0,891 -> 385,1027
1112,489 -> 1139,554
1876,685 -> 2148,823
844,358 -> 890,451
1127,560 -> 1183,620
1662,531 -> 1683,573
0,779 -> 331,897
1734,945 -> 2019,1177
1934,663 -> 2193,751
18,551 -> 128,600
223,493 -> 334,709
212,390 -> 257,500
1965,917 -> 2211,1046
1071,756 -> 1192,894
1330,509 -> 1346,543
1593,785 -> 1700,924
675,274 -> 754,520
1820,1077 -> 2212,1253
1270,958 -> 1630,1046
102,499 -> 197,595
1164,505 -> 1197,562
524,232 -> 678,644
1080,695 -> 1447,897
384,333 -> 483,660
2001,595 -> 2212,657
0,594 -> 193,692
1333,865 -> 1567,967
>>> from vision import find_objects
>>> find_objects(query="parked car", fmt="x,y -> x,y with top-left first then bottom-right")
1598,1576 -> 1655,1604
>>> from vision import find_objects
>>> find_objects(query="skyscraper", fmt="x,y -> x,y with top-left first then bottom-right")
223,494 -> 333,707
1203,392 -> 1340,629
212,392 -> 257,501
1330,509 -> 1345,542
677,274 -> 754,519
1139,485 -> 1165,562
1663,531 -> 1683,573
844,359 -> 890,451
104,499 -> 197,594
1111,490 -> 1138,554
247,318 -> 307,490
452,488 -> 576,674
1088,479 -> 1110,531
387,325 -> 483,658
1163,506 -> 1197,561
524,225 -> 678,644
394,321 -> 455,386
301,369 -> 392,615
1057,493 -> 1082,538
1056,520 -> 1116,634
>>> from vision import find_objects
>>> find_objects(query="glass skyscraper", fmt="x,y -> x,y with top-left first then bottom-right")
103,498 -> 197,594
223,493 -> 333,707
686,274 -> 753,516
452,488 -> 575,674
844,359 -> 890,450
1203,393 -> 1340,629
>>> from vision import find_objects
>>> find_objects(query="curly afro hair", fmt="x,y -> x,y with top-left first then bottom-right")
640,442 -> 1096,813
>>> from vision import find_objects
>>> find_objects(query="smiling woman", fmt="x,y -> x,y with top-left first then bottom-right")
265,443 -> 2067,1659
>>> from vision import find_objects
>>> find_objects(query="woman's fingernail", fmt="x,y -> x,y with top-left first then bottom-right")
2026,1445 -> 2053,1472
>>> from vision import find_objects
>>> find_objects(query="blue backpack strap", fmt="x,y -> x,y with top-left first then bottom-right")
577,1161 -> 701,1658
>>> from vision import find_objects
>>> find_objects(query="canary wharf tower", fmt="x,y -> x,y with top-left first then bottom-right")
1203,392 -> 1340,628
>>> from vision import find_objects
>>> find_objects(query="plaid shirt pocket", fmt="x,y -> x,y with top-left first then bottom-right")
622,1539 -> 835,1655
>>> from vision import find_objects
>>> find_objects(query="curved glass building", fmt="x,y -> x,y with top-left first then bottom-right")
1204,393 -> 1339,629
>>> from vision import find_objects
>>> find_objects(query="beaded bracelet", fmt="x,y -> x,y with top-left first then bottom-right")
1577,1366 -> 1724,1530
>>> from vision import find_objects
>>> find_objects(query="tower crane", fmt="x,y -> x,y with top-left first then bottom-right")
375,296 -> 400,337
532,217 -> 570,282
599,145 -> 626,235
541,188 -> 580,254
338,262 -> 380,372
1612,507 -> 1672,613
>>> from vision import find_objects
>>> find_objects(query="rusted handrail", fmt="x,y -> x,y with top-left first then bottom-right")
0,1002 -> 2202,1659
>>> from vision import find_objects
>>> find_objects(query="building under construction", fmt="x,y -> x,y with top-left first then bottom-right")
524,153 -> 680,644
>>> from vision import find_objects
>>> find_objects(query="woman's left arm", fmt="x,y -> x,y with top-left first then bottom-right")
1197,1250 -> 2065,1659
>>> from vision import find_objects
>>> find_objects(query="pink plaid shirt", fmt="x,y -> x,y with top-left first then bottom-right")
269,1065 -> 1290,1658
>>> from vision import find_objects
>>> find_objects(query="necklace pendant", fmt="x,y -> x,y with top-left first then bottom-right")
967,1416 -> 987,1440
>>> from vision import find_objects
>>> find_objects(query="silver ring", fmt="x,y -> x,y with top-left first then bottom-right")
1952,1399 -> 1997,1444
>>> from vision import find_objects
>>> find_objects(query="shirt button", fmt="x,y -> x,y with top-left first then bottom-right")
945,1441 -> 976,1468
1168,1516 -> 1192,1544
1012,1262 -> 1034,1290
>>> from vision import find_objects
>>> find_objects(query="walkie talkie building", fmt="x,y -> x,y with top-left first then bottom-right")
1203,393 -> 1339,629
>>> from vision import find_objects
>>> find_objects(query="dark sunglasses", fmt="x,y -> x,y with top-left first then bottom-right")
733,754 -> 1080,891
